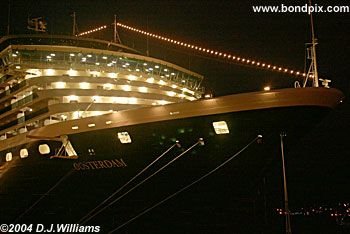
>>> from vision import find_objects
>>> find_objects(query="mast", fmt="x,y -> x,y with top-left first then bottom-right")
304,0 -> 319,87
7,0 -> 11,35
72,12 -> 78,36
146,16 -> 149,56
113,15 -> 122,44
280,133 -> 292,234
309,0 -> 319,87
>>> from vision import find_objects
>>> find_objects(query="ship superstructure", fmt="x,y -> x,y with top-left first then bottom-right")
0,34 -> 203,147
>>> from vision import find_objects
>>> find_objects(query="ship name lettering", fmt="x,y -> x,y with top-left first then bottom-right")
73,158 -> 127,170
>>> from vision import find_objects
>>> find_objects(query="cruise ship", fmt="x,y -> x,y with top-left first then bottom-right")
0,20 -> 344,232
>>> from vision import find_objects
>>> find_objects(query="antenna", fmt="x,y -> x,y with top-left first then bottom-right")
71,12 -> 79,36
7,0 -> 11,35
113,15 -> 122,43
304,0 -> 319,88
146,16 -> 149,56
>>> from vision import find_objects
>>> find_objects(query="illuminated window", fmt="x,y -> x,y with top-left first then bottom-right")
6,152 -> 12,162
122,85 -> 131,91
118,132 -> 132,144
127,75 -> 137,80
67,69 -> 78,76
79,82 -> 90,89
20,149 -> 29,158
146,77 -> 154,83
212,121 -> 230,134
39,144 -> 50,154
166,91 -> 176,97
158,100 -> 169,105
53,82 -> 66,89
138,87 -> 148,93
108,73 -> 117,78
103,83 -> 113,90
68,95 -> 78,102
45,69 -> 56,76
128,97 -> 137,104
92,96 -> 100,102
158,80 -> 166,85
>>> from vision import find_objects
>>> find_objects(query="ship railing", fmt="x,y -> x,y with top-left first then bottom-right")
0,79 -> 27,102
18,63 -> 203,97
0,107 -> 49,137
22,65 -> 200,94
0,74 -> 13,84
5,49 -> 203,92
22,61 -> 202,92
0,93 -> 37,116
0,90 -> 8,99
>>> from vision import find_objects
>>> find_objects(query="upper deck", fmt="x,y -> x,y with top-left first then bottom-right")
0,34 -> 203,90
0,34 -> 204,141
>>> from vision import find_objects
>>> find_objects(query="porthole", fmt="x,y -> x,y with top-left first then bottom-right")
6,152 -> 13,161
39,144 -> 51,154
20,149 -> 29,158
118,132 -> 132,144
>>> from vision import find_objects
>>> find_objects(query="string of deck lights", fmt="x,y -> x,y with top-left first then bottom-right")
116,23 -> 313,79
77,25 -> 107,37
77,23 -> 313,79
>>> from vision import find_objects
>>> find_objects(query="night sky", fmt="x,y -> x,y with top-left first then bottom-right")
1,0 -> 349,95
1,0 -> 349,231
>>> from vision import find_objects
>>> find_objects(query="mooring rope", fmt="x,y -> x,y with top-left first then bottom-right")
13,169 -> 75,223
78,141 -> 180,223
80,138 -> 203,224
108,135 -> 261,233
